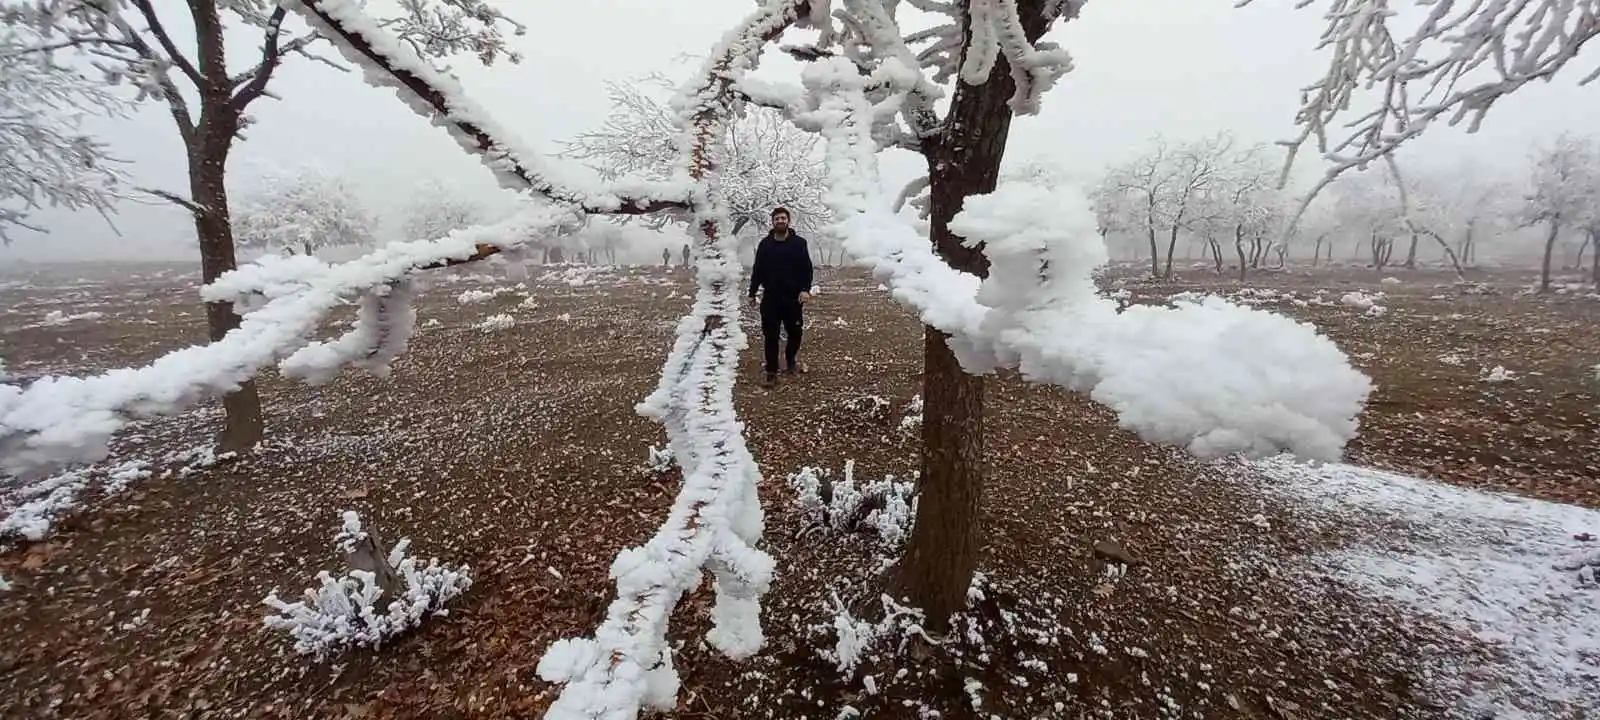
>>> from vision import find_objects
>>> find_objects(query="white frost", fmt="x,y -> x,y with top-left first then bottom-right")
1251,457 -> 1600,718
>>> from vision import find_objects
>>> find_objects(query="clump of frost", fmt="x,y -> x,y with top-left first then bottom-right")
1380,276 -> 1402,285
1481,365 -> 1516,383
262,511 -> 471,660
790,461 -> 917,547
1438,353 -> 1465,366
822,592 -> 928,678
37,310 -> 105,327
456,289 -> 497,304
898,394 -> 923,434
0,358 -> 8,382
645,443 -> 673,473
474,313 -> 514,332
1340,291 -> 1384,311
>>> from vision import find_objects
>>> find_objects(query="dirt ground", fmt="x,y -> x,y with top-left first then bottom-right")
0,260 -> 1595,719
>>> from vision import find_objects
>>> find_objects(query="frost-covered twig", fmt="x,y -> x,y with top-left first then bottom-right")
1254,0 -> 1600,218
0,205 -> 574,476
280,0 -> 690,214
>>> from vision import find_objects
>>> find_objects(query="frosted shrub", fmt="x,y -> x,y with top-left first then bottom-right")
262,511 -> 471,660
789,461 -> 917,547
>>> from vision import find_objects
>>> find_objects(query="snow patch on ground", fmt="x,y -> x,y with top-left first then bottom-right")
1250,457 -> 1599,719
474,313 -> 515,332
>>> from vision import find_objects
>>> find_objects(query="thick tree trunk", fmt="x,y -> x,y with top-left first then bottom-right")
190,4 -> 263,452
895,0 -> 1053,630
1403,232 -> 1419,268
1575,235 -> 1590,274
1540,216 -> 1561,293
1312,236 -> 1323,267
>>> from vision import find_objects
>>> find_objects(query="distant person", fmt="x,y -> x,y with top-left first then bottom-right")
747,207 -> 813,387
681,243 -> 691,268
662,247 -> 671,267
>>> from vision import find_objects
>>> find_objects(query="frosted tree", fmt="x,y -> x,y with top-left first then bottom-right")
1191,147 -> 1285,280
1330,169 -> 1406,269
231,165 -> 375,256
0,0 -> 525,451
1521,134 -> 1599,292
0,27 -> 128,245
400,179 -> 491,242
1102,134 -> 1249,279
562,76 -> 830,237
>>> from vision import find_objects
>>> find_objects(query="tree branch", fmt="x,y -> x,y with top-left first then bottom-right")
230,8 -> 289,111
130,0 -> 202,88
281,0 -> 688,216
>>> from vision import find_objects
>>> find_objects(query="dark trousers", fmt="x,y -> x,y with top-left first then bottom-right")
760,297 -> 803,374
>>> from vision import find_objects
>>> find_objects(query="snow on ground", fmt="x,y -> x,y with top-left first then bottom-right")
1249,456 -> 1599,719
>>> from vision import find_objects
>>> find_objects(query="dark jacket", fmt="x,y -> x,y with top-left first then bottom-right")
748,231 -> 813,303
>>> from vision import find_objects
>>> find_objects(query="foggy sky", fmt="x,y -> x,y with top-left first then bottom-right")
5,0 -> 1598,264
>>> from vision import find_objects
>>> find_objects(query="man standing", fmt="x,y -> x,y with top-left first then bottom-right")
747,207 -> 814,387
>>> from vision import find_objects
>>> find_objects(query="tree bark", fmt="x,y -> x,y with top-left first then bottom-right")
1540,216 -> 1561,293
191,0 -> 263,452
895,0 -> 1053,630
1234,226 -> 1248,282
1145,206 -> 1160,279
1162,224 -> 1180,279
1403,232 -> 1419,268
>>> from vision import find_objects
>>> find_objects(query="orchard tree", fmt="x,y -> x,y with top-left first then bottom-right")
0,26 -> 128,245
1,0 -> 525,450
1103,134 -> 1243,280
231,165 -> 374,256
400,178 -> 491,242
562,76 -> 829,237
1521,134 -> 1598,292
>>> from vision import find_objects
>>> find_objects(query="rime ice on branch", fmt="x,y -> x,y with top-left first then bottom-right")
0,205 -> 575,476
793,54 -> 1370,460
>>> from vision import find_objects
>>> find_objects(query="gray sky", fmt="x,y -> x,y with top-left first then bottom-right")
5,0 -> 1598,263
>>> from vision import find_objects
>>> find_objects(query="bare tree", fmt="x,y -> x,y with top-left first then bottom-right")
1521,134 -> 1599,293
231,165 -> 374,256
0,27 -> 128,245
3,0 -> 524,450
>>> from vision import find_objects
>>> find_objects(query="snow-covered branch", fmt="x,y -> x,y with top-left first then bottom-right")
535,3 -> 809,717
279,0 -> 691,215
0,204 -> 576,477
1261,0 -> 1600,198
801,56 -> 1370,460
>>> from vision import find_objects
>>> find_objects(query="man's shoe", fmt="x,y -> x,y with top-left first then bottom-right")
784,360 -> 806,375
762,372 -> 777,387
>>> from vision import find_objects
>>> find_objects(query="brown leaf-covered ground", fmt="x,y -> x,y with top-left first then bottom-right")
0,261 -> 1595,719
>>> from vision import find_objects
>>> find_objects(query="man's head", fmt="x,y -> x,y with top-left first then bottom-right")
771,207 -> 791,234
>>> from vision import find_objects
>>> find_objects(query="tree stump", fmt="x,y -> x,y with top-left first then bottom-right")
343,521 -> 403,600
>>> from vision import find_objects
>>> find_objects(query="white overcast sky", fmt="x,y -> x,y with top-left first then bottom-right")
5,0 -> 1598,263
